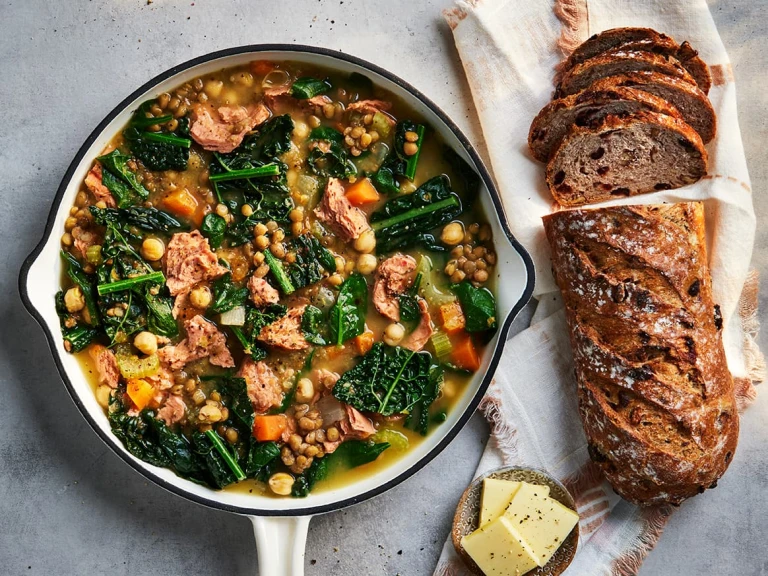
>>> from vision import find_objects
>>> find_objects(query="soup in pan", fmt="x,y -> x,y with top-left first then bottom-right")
55,61 -> 499,497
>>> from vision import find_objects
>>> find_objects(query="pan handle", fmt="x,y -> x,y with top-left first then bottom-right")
250,515 -> 311,575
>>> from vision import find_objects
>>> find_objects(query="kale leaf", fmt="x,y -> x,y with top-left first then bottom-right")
61,250 -> 101,328
90,206 -> 186,237
54,290 -> 99,352
333,342 -> 434,416
329,273 -> 368,345
124,100 -> 191,171
370,175 -> 463,253
209,272 -> 249,314
201,213 -> 227,249
307,127 -> 357,179
450,281 -> 497,332
301,305 -> 326,345
285,234 -> 337,291
397,273 -> 423,325
97,150 -> 150,203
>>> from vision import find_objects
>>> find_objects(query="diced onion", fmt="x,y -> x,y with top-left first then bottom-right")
262,69 -> 291,89
316,396 -> 346,424
219,306 -> 246,326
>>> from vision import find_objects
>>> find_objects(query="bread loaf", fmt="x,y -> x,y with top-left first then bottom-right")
546,110 -> 707,206
558,27 -> 711,93
543,203 -> 738,506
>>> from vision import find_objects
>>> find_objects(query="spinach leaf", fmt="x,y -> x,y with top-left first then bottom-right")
233,304 -> 287,360
61,250 -> 100,327
201,213 -> 227,249
370,175 -> 463,253
285,234 -> 336,290
209,273 -> 249,314
329,273 -> 368,345
333,343 -> 434,416
97,150 -> 150,200
146,416 -> 203,476
124,101 -> 190,171
54,291 -> 99,352
91,206 -> 186,236
301,305 -> 326,345
246,441 -> 281,478
394,121 -> 425,180
100,168 -> 137,208
291,77 -> 332,99
450,281 -> 497,333
144,285 -> 179,338
291,440 -> 390,497
307,127 -> 357,179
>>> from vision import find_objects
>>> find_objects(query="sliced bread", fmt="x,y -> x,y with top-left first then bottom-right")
528,86 -> 682,162
555,50 -> 696,97
589,72 -> 716,143
558,27 -> 711,93
546,110 -> 707,206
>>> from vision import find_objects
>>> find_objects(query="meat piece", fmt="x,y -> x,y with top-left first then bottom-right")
263,85 -> 330,111
189,103 -> 270,153
402,300 -> 434,352
89,344 -> 119,388
237,357 -> 283,413
145,365 -> 175,391
171,290 -> 200,323
373,253 -> 417,321
258,305 -> 309,351
323,440 -> 342,454
340,405 -> 376,439
84,164 -> 116,208
165,231 -> 228,296
281,416 -> 297,443
158,315 -> 234,370
156,395 -> 187,425
72,226 -> 101,261
247,275 -> 280,307
313,369 -> 340,392
313,178 -> 370,242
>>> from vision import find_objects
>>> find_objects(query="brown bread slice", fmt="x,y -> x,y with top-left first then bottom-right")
546,110 -> 707,206
528,86 -> 682,162
558,27 -> 711,93
555,50 -> 696,97
589,72 -> 716,143
543,203 -> 738,506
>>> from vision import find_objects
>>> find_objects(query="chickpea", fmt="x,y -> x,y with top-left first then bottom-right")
326,426 -> 340,442
241,204 -> 254,217
308,115 -> 321,128
295,378 -> 315,403
450,270 -> 467,283
255,264 -> 270,278
255,235 -> 270,250
268,472 -> 295,496
189,285 -> 212,309
299,416 -> 317,431
286,168 -> 299,187
215,203 -> 229,217
334,256 -> 346,273
199,404 -> 222,423
441,222 -> 464,246
384,323 -> 405,346
357,254 -> 378,275
399,180 -> 417,194
289,207 -> 304,222
474,269 -> 489,283
61,233 -> 73,247
64,286 -> 85,313
272,229 -> 286,243
293,120 -> 310,140
134,331 -> 158,356
271,242 -> 286,259
141,237 -> 165,262
328,273 -> 344,287
291,221 -> 304,236
95,385 -> 112,408
252,251 -> 265,265
254,222 -> 268,236
266,220 -> 278,232
192,388 -> 207,405
403,142 -> 419,156
353,229 -> 376,253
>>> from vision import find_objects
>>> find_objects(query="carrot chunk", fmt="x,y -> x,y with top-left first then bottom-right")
439,302 -> 466,334
253,414 -> 288,442
345,178 -> 380,206
452,334 -> 481,372
250,60 -> 275,77
162,189 -> 199,219
126,378 -> 155,411
354,331 -> 375,355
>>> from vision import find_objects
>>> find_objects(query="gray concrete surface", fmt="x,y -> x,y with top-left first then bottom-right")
1,0 -> 765,574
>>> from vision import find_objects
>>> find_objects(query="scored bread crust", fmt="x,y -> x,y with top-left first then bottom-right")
528,86 -> 683,162
545,110 -> 708,206
557,27 -> 711,93
588,72 -> 716,143
555,50 -> 696,97
543,203 -> 738,506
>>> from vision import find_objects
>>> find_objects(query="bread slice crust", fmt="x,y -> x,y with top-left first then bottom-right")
545,110 -> 707,206
529,86 -> 683,162
589,72 -> 716,143
558,27 -> 711,93
556,49 -> 696,97
543,203 -> 738,506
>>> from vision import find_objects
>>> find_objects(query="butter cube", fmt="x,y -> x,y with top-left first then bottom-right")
503,484 -> 579,567
480,479 -> 522,527
461,515 -> 539,576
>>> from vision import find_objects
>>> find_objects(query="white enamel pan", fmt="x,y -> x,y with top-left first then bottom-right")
19,45 -> 535,575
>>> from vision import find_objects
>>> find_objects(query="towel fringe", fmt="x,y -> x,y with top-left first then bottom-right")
611,506 -> 674,576
479,382 -> 520,465
553,0 -> 589,57
739,269 -> 766,385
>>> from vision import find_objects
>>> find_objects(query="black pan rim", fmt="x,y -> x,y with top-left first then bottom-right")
18,43 -> 536,517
